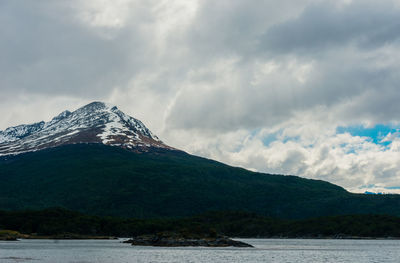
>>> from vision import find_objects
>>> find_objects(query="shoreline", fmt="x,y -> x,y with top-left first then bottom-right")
3,229 -> 400,242
7,236 -> 400,241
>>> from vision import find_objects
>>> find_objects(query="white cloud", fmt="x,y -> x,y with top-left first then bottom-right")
76,0 -> 133,29
164,110 -> 400,192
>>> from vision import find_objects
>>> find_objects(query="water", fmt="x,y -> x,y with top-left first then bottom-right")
0,238 -> 399,263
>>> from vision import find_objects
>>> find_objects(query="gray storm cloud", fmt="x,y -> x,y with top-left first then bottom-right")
260,1 -> 400,54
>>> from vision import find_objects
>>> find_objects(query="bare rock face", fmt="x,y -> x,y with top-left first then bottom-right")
0,102 -> 173,156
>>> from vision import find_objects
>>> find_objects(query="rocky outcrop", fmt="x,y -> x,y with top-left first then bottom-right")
123,233 -> 253,247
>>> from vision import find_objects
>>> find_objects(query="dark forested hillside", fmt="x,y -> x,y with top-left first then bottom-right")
0,144 -> 400,219
1,208 -> 400,239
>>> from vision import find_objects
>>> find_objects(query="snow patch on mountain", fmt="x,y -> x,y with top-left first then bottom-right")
0,102 -> 171,156
0,122 -> 45,143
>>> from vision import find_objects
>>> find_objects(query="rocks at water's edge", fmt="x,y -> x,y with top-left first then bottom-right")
0,230 -> 29,241
123,232 -> 253,247
0,236 -> 17,241
0,229 -> 118,240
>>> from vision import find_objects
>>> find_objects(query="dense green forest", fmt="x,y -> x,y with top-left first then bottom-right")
1,144 -> 400,219
1,208 -> 400,238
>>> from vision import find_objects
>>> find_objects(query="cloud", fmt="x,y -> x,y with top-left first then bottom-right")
0,0 -> 169,97
165,112 -> 400,192
1,0 -> 400,192
259,0 -> 400,54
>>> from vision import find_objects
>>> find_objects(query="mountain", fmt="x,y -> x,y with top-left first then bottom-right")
0,102 -> 170,156
1,102 -> 400,219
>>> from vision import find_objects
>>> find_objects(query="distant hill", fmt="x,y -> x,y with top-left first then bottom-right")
1,143 -> 400,219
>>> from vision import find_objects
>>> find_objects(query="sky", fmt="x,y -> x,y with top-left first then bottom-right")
1,0 -> 400,193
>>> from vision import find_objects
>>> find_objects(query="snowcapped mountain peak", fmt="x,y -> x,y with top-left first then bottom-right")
0,102 -> 171,156
77,101 -> 109,112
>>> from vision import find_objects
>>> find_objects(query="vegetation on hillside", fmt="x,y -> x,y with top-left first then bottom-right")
1,144 -> 400,219
1,208 -> 400,239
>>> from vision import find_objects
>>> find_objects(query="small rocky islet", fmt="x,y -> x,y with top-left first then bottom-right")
123,232 -> 253,247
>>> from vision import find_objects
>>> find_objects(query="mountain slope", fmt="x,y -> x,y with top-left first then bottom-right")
0,102 -> 170,156
1,102 -> 400,219
1,143 -> 400,219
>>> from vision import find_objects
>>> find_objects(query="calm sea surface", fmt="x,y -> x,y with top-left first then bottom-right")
1,238 -> 399,263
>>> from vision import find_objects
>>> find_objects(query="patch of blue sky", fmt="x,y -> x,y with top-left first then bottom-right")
249,128 -> 262,138
231,128 -> 263,153
261,131 -> 300,146
282,135 -> 300,143
338,143 -> 355,154
343,146 -> 356,154
262,132 -> 278,146
261,124 -> 400,148
384,186 -> 400,190
336,124 -> 400,146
